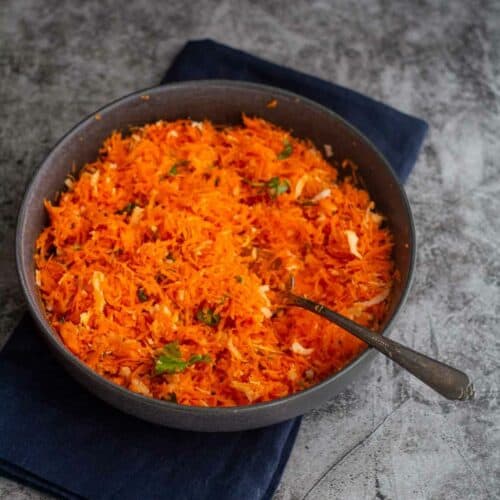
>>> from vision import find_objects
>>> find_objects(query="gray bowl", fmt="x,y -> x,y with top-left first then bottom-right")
16,81 -> 415,431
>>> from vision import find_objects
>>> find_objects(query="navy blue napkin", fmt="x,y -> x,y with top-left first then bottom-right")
0,39 -> 427,500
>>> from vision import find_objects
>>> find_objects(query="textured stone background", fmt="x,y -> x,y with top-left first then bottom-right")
1,1 -> 499,498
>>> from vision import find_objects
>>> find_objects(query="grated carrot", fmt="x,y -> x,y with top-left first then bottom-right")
35,116 -> 394,407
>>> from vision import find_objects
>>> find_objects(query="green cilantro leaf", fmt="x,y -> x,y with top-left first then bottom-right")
196,308 -> 221,327
187,354 -> 212,364
163,341 -> 181,358
137,287 -> 149,302
154,341 -> 211,375
155,354 -> 187,374
169,160 -> 189,176
277,139 -> 293,160
266,177 -> 290,198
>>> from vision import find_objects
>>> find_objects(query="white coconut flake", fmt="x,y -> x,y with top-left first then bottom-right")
130,206 -> 144,226
294,175 -> 308,199
227,337 -> 243,360
371,212 -> 384,225
91,271 -> 106,313
261,306 -> 273,319
312,188 -> 331,203
358,289 -> 390,308
231,381 -> 257,402
191,121 -> 203,130
258,285 -> 271,306
345,230 -> 362,259
119,366 -> 131,378
324,144 -> 333,158
130,377 -> 151,396
35,270 -> 42,287
167,130 -> 178,138
291,341 -> 314,356
79,311 -> 90,327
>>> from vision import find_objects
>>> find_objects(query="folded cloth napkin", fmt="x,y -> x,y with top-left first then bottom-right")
0,39 -> 427,500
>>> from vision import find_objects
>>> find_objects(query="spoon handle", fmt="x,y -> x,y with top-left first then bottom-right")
290,295 -> 474,401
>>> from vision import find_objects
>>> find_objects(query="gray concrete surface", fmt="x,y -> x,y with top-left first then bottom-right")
1,1 -> 499,498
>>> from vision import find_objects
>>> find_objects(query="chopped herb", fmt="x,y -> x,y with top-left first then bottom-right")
137,287 -> 149,302
266,177 -> 290,198
154,341 -> 211,375
196,308 -> 221,327
244,177 -> 290,198
167,392 -> 178,403
115,202 -> 136,215
235,275 -> 243,283
165,251 -> 175,262
277,139 -> 293,160
169,159 -> 189,176
187,353 -> 212,364
154,342 -> 187,374
214,176 -> 220,187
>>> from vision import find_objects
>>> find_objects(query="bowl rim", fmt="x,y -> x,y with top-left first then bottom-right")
16,79 -> 416,417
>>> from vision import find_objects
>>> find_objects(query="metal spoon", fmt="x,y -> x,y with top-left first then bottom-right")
281,290 -> 474,401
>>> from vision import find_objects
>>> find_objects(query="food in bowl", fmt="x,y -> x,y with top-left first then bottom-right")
34,116 -> 394,407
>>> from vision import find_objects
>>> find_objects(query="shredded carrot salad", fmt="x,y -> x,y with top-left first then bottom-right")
35,116 -> 394,407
